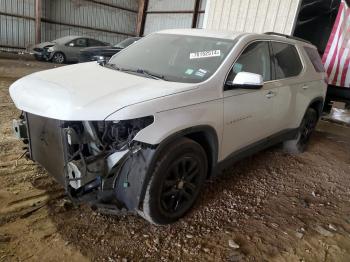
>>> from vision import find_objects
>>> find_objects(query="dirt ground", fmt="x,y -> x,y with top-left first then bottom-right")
1,57 -> 350,262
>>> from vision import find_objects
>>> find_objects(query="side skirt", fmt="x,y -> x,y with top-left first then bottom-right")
217,128 -> 299,171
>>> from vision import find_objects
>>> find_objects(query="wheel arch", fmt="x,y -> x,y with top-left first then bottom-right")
308,96 -> 324,119
151,125 -> 219,178
137,125 -> 219,209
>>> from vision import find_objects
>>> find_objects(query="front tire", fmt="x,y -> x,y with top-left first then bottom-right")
283,108 -> 318,154
141,138 -> 207,225
51,52 -> 66,64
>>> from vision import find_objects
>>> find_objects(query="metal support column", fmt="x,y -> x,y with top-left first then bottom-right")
35,0 -> 42,44
137,0 -> 149,36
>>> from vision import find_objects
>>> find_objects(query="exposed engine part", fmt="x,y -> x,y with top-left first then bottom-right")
92,116 -> 154,151
15,112 -> 158,215
63,116 -> 154,189
12,118 -> 28,140
106,150 -> 129,172
67,159 -> 105,189
65,127 -> 81,145
83,121 -> 102,146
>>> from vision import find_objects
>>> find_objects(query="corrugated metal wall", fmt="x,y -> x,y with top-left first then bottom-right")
0,0 -> 138,52
0,0 -> 36,51
41,0 -> 138,45
143,0 -> 207,35
205,0 -> 301,35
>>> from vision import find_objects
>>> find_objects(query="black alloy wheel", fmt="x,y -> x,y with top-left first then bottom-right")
141,138 -> 207,225
284,108 -> 318,153
298,108 -> 318,148
160,155 -> 202,216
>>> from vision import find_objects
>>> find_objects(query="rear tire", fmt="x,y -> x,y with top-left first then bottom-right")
283,108 -> 318,154
140,138 -> 207,225
51,52 -> 66,64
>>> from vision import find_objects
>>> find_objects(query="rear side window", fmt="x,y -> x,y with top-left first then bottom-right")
271,42 -> 303,79
71,38 -> 88,47
304,46 -> 325,72
89,39 -> 107,47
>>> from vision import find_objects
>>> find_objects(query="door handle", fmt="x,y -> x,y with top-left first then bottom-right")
265,91 -> 276,99
302,85 -> 309,90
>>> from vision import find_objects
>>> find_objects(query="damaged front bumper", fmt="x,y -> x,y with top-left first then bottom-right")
13,112 -> 155,213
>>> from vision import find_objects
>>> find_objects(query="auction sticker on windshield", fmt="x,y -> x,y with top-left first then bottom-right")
190,50 -> 221,59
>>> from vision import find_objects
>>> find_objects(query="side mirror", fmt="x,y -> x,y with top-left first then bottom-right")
225,72 -> 264,90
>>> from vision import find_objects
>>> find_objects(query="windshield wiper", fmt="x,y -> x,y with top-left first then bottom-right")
104,64 -> 167,81
137,69 -> 166,80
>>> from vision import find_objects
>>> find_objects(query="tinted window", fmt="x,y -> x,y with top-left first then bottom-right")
272,42 -> 303,79
304,46 -> 325,72
70,38 -> 88,47
89,39 -> 106,46
227,41 -> 272,82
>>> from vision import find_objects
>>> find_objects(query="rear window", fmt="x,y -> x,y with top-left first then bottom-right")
304,46 -> 325,73
271,42 -> 303,79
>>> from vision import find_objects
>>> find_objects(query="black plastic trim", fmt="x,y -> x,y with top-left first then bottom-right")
217,128 -> 299,171
226,84 -> 263,90
264,32 -> 313,44
306,96 -> 325,119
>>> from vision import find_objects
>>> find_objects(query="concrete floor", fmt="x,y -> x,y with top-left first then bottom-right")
0,56 -> 350,262
325,107 -> 350,126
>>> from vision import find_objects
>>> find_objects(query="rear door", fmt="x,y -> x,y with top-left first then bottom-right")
270,41 -> 305,131
221,41 -> 279,159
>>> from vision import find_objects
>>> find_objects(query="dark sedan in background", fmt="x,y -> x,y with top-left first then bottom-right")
32,36 -> 109,64
79,37 -> 140,63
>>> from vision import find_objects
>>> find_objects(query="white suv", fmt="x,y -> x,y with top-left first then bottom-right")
10,29 -> 327,224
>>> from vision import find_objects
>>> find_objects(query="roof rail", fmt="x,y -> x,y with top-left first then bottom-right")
264,32 -> 312,44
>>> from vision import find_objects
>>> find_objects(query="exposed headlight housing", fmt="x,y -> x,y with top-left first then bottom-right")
91,116 -> 154,150
63,116 -> 154,189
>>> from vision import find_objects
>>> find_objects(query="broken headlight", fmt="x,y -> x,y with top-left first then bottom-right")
64,116 -> 154,189
87,116 -> 154,151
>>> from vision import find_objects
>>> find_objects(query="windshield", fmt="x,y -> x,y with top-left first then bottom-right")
114,37 -> 139,48
108,34 -> 235,83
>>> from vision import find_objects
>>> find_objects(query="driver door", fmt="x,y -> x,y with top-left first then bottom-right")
222,41 -> 280,160
66,38 -> 88,61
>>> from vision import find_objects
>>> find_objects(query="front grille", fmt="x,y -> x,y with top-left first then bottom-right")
33,48 -> 43,52
26,113 -> 67,187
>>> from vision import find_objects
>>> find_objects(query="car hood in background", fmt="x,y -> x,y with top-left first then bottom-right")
9,62 -> 196,120
81,46 -> 122,53
33,42 -> 55,49
79,46 -> 123,60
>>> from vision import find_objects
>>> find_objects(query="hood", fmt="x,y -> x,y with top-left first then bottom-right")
9,62 -> 196,120
34,42 -> 55,49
